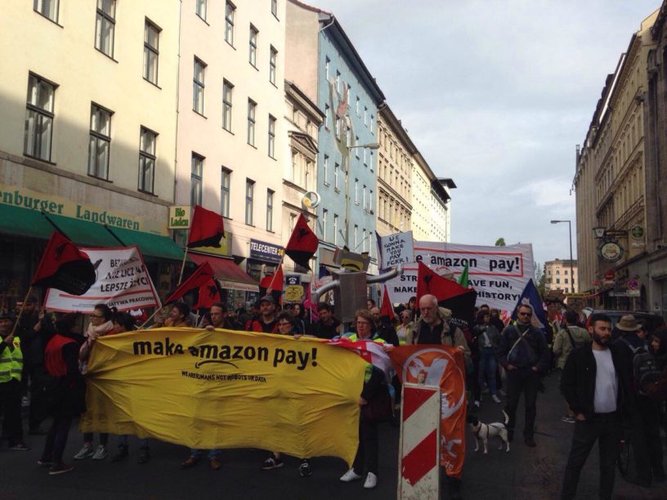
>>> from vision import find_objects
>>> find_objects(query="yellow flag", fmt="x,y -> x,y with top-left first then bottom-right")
81,328 -> 367,465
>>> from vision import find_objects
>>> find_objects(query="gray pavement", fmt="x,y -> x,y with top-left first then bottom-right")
1,373 -> 667,499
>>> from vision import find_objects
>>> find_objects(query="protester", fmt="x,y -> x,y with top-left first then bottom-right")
370,307 -> 399,346
497,303 -> 549,447
180,303 -> 228,471
108,311 -> 151,464
261,311 -> 312,477
613,314 -> 666,485
309,303 -> 342,339
74,304 -> 113,461
560,313 -> 624,499
245,296 -> 279,333
40,313 -> 86,475
0,311 -> 28,451
553,309 -> 592,423
291,303 -> 309,335
473,309 -> 502,404
412,295 -> 470,357
339,309 -> 390,489
396,309 -> 415,345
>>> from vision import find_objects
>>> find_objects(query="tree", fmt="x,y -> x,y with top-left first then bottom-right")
495,237 -> 506,247
536,262 -> 546,296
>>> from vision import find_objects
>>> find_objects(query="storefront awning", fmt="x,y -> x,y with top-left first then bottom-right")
109,227 -> 184,261
44,213 -> 120,247
190,253 -> 258,292
0,204 -> 54,239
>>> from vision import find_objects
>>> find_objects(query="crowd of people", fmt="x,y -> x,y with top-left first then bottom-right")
1,291 -> 667,499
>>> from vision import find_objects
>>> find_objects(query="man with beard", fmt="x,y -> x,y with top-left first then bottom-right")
560,313 -> 625,499
245,296 -> 279,333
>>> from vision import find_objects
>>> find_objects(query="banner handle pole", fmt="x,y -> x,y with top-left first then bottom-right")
138,305 -> 168,330
9,287 -> 33,337
178,247 -> 189,286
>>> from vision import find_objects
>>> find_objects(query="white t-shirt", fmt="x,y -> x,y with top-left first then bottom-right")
592,348 -> 618,413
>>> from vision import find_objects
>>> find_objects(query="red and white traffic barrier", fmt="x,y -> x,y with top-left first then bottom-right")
398,383 -> 441,499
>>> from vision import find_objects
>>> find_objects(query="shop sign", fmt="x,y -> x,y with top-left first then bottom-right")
284,274 -> 304,303
168,206 -> 191,229
249,239 -> 284,264
599,241 -> 624,262
630,225 -> 644,240
0,183 -> 145,232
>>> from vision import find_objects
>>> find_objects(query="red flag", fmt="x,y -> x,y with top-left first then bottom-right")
285,214 -> 318,270
380,285 -> 395,320
416,261 -> 477,327
31,232 -> 96,295
194,280 -> 221,309
389,345 -> 467,479
260,265 -> 284,293
166,262 -> 215,303
187,205 -> 225,248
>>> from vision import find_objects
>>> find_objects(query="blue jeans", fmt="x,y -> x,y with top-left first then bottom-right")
478,347 -> 498,395
190,448 -> 221,459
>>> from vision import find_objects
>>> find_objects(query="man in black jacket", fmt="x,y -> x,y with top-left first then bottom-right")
560,313 -> 623,499
497,304 -> 549,447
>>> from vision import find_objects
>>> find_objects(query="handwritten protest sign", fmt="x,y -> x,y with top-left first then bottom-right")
377,230 -> 414,270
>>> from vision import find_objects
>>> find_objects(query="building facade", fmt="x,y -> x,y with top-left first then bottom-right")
377,104 -> 414,237
0,0 -> 183,306
285,0 -> 385,273
544,259 -> 579,294
175,0 -> 286,305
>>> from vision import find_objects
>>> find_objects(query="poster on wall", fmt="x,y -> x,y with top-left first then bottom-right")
384,241 -> 534,312
45,246 -> 161,313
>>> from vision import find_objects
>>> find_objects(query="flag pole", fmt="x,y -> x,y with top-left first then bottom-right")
138,304 -> 169,330
178,246 -> 189,286
266,254 -> 285,294
9,287 -> 33,337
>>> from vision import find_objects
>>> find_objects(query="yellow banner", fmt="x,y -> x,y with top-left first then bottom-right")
81,328 -> 367,465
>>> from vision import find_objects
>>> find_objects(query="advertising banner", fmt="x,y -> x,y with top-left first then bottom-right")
384,242 -> 534,312
80,328 -> 367,465
45,246 -> 160,313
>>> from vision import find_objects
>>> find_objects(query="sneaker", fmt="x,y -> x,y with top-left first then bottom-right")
498,389 -> 507,397
180,456 -> 199,469
137,448 -> 150,465
261,455 -> 284,470
49,463 -> 74,476
37,459 -> 53,467
561,415 -> 576,424
473,400 -> 481,408
339,468 -> 362,482
491,394 -> 502,404
363,472 -> 378,489
91,444 -> 108,460
209,457 -> 222,471
111,446 -> 128,462
73,444 -> 94,460
9,443 -> 30,451
298,459 -> 312,477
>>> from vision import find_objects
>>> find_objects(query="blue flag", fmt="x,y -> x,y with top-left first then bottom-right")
511,279 -> 547,330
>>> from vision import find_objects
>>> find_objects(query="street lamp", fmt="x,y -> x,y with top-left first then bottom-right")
550,219 -> 574,293
343,142 -> 380,248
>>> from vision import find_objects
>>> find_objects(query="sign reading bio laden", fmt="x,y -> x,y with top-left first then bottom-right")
45,246 -> 160,313
384,241 -> 535,312
81,328 -> 367,465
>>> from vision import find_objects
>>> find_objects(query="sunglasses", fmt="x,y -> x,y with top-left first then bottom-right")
518,312 -> 531,317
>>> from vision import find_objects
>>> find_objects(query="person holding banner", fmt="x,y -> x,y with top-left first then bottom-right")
245,295 -> 279,333
497,304 -> 549,447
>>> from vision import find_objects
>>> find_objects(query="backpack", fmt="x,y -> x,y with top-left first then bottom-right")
620,338 -> 662,397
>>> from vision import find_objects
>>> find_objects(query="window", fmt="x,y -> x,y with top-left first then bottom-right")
362,229 -> 367,252
143,20 -> 160,84
34,0 -> 59,23
249,25 -> 258,67
271,0 -> 278,17
225,1 -> 235,46
268,115 -> 276,158
138,127 -> 157,193
369,189 -> 373,212
564,278 -> 569,284
323,155 -> 329,185
221,167 -> 231,218
222,80 -> 233,131
335,71 -> 340,92
362,185 -> 367,210
363,106 -> 367,126
325,57 -> 330,81
24,73 -> 56,161
564,269 -> 569,275
354,225 -> 359,249
269,46 -> 277,85
333,214 -> 339,245
370,114 -> 374,134
191,154 -> 204,205
355,136 -> 360,158
95,0 -> 116,57
289,213 -> 296,233
556,278 -> 560,284
247,99 -> 256,146
356,97 -> 360,116
88,104 -> 113,179
322,209 -> 328,238
363,148 -> 368,166
334,162 -> 340,190
354,178 -> 359,204
324,104 -> 330,129
196,0 -> 207,20
266,189 -> 274,231
245,179 -> 255,225
193,58 -> 206,115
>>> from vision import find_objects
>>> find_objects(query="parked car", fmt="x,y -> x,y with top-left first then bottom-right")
581,308 -> 665,334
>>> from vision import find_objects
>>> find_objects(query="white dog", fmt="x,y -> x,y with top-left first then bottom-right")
467,411 -> 510,454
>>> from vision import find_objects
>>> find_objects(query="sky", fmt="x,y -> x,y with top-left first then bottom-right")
304,0 -> 662,269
